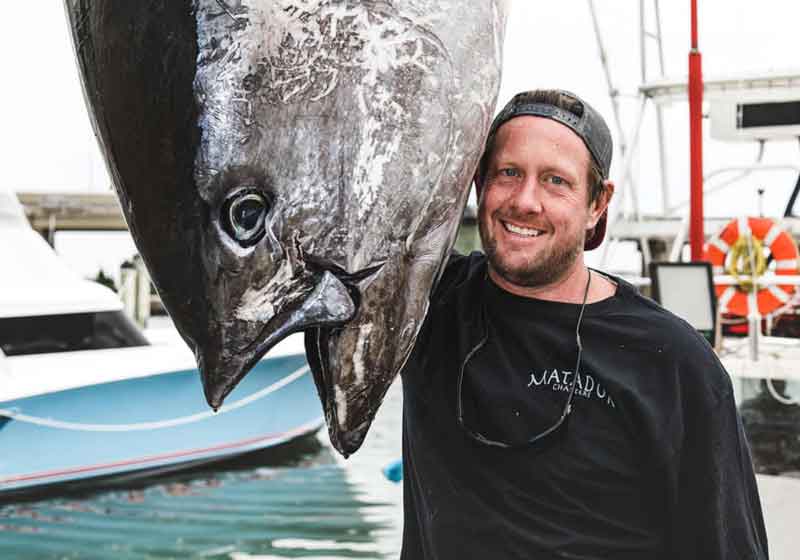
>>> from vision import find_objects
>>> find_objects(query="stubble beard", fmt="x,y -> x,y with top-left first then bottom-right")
478,207 -> 584,288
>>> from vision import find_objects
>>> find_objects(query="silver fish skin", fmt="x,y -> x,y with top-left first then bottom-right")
65,0 -> 508,456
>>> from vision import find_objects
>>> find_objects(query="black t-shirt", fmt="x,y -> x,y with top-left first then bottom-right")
400,253 -> 768,560
462,275 -> 623,447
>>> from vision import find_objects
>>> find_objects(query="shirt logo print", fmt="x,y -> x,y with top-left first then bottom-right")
528,369 -> 616,408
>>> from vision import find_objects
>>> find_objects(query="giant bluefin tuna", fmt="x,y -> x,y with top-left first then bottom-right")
65,0 -> 508,456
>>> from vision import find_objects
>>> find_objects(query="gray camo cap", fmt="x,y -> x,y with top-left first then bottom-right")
486,89 -> 613,179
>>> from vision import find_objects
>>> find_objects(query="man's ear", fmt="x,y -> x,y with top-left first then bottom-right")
588,179 -> 614,228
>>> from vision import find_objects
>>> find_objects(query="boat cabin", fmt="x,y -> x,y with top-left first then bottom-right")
0,188 -> 148,358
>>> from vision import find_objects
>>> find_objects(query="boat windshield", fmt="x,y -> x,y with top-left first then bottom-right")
0,311 -> 150,356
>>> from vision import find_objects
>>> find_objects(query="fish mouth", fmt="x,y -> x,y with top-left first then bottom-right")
304,257 -> 386,299
303,325 -> 367,457
300,261 -> 387,457
303,262 -> 386,457
199,262 -> 384,411
199,269 -> 357,409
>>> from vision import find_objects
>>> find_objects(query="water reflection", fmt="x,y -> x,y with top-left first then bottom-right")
0,436 -> 392,559
738,378 -> 800,476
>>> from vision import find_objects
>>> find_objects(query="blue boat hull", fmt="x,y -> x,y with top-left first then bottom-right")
0,353 -> 324,494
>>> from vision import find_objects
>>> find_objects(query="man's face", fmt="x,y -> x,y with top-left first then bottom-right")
478,116 -> 606,289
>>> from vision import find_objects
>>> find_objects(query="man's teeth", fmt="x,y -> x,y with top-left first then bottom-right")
504,222 -> 542,237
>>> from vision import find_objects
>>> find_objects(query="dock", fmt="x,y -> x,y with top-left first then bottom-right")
16,191 -> 127,244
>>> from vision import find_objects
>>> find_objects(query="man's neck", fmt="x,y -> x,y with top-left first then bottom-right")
488,261 -> 616,304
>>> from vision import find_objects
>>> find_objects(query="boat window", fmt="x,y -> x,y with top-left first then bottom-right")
0,311 -> 150,356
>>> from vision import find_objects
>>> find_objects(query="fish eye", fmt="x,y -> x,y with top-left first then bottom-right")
221,190 -> 270,247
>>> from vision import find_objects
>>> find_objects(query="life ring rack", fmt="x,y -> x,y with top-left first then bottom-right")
704,217 -> 800,317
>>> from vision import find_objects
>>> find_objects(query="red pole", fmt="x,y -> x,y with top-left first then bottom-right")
689,0 -> 705,261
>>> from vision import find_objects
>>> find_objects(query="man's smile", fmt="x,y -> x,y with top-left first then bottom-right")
501,220 -> 545,238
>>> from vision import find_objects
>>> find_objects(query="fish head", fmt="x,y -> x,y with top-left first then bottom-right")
66,0 -> 507,455
190,1 -> 458,408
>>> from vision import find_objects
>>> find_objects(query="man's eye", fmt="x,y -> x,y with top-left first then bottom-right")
547,175 -> 567,186
499,168 -> 520,178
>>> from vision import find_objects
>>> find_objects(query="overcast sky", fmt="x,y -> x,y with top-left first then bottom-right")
1,1 -> 799,274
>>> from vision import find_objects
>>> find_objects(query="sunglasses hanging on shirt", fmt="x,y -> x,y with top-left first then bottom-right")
456,270 -> 592,448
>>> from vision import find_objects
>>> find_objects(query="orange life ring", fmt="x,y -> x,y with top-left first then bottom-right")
703,217 -> 799,317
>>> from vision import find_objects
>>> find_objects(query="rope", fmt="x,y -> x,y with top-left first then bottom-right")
727,232 -> 766,293
0,365 -> 310,432
765,378 -> 800,406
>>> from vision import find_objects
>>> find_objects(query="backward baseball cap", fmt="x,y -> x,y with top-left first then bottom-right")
477,89 -> 613,251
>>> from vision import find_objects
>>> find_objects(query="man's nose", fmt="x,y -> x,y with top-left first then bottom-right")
509,177 -> 543,214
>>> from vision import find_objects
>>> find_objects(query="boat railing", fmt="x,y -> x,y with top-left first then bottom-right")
614,273 -> 800,289
663,164 -> 800,216
713,274 -> 800,286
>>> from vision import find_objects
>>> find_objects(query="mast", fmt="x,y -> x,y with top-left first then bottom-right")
688,0 -> 704,261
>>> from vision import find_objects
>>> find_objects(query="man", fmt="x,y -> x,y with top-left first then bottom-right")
400,90 -> 768,559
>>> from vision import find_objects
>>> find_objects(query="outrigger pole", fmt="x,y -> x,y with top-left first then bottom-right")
688,0 -> 705,261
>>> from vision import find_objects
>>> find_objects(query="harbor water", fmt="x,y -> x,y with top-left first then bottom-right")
4,345 -> 800,558
0,382 -> 405,560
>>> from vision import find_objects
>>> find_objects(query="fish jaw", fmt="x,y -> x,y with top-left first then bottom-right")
306,243 -> 445,457
199,267 -> 356,409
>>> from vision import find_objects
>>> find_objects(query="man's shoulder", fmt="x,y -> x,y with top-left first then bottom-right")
605,272 -> 707,340
431,250 -> 488,304
606,275 -> 733,403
